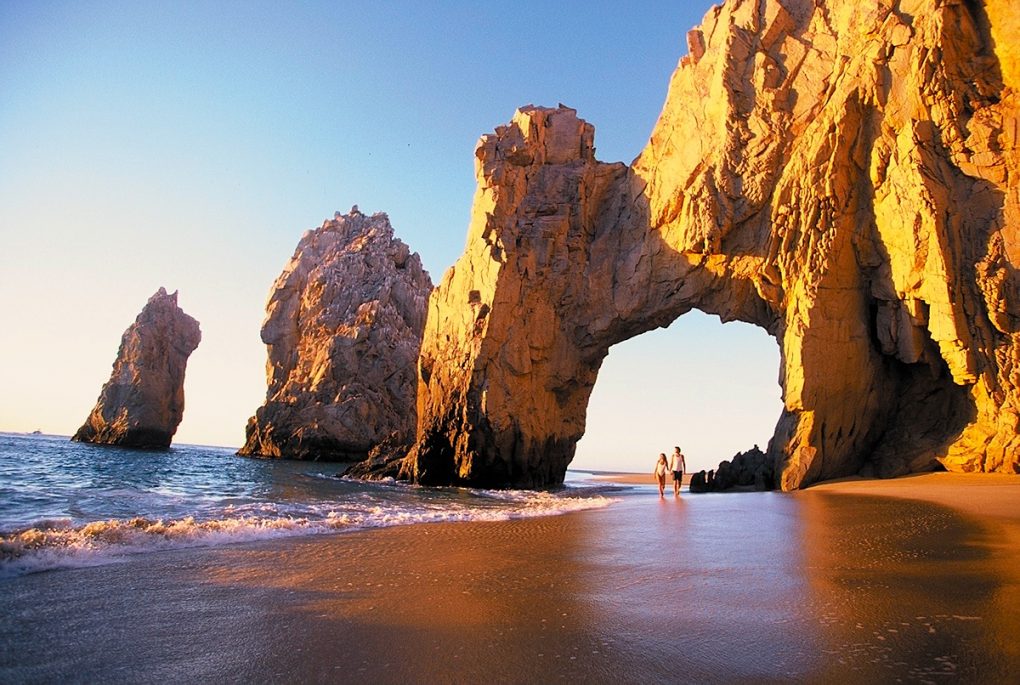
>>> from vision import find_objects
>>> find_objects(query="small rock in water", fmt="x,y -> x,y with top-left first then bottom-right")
72,287 -> 201,449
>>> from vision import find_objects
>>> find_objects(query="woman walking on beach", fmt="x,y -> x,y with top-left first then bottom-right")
670,446 -> 686,496
653,453 -> 669,497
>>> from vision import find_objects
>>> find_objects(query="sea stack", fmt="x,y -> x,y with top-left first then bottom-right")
398,0 -> 1020,489
239,208 -> 433,461
73,287 -> 201,449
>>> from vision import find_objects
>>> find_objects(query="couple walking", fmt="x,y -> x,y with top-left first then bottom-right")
654,446 -> 686,497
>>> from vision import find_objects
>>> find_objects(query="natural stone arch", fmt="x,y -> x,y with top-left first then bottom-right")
402,106 -> 789,488
398,0 -> 1019,489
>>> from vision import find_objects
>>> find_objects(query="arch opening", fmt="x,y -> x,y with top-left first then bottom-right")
573,310 -> 783,477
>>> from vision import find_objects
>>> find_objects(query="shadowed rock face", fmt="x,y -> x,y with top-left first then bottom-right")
239,208 -> 432,461
73,288 -> 201,449
401,0 -> 1020,489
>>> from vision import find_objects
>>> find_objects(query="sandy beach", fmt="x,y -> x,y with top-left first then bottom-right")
3,472 -> 1019,683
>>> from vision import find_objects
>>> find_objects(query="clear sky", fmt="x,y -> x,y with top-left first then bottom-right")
0,1 -> 782,474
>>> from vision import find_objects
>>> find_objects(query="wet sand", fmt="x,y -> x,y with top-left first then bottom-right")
804,472 -> 1020,681
3,474 -> 1019,683
808,471 -> 1020,524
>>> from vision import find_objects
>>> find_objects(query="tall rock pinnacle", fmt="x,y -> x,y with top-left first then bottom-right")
73,288 -> 202,449
399,0 -> 1020,489
239,208 -> 433,461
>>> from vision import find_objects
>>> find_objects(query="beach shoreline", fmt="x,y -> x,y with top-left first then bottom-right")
589,469 -> 1020,520
582,470 -> 691,487
3,471 -> 1019,682
804,471 -> 1020,523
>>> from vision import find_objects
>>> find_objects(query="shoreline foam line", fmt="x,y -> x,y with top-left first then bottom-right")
0,489 -> 618,579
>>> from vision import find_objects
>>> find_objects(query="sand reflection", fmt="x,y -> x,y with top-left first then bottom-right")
798,491 -> 1020,681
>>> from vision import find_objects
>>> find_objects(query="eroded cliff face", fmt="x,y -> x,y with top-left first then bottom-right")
73,288 -> 201,449
405,107 -> 635,486
403,0 -> 1019,489
239,208 -> 432,461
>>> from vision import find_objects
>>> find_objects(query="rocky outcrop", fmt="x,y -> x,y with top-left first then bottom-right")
397,0 -> 1020,489
73,288 -> 201,449
689,446 -> 774,493
397,107 -> 632,487
239,208 -> 432,461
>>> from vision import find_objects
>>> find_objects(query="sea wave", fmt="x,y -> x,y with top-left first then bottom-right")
0,489 -> 617,578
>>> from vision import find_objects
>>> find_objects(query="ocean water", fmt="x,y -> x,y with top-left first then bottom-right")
0,433 -> 616,578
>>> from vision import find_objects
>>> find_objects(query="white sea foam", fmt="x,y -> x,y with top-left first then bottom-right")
0,435 -> 623,579
0,488 -> 616,578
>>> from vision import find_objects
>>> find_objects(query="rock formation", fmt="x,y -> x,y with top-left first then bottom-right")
690,446 -> 774,493
239,208 -> 432,461
395,0 -> 1019,489
73,288 -> 201,449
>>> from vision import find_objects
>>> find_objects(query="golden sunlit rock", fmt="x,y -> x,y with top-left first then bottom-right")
238,208 -> 433,461
399,0 -> 1019,489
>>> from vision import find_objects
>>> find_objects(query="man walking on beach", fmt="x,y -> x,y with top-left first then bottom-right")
670,446 -> 686,496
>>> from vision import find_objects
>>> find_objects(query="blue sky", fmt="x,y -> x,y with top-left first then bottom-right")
0,1 -> 782,473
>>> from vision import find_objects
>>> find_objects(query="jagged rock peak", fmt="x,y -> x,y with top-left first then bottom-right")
72,287 -> 201,449
477,105 -> 596,173
395,104 -> 631,488
239,209 -> 433,461
399,0 -> 1020,490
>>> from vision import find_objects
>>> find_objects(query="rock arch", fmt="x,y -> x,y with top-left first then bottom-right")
399,0 -> 1019,489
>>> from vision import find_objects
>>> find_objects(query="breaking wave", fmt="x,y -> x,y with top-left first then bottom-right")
0,487 -> 616,578
0,434 -> 624,579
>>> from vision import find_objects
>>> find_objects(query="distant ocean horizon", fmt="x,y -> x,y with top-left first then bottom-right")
0,433 -> 619,578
